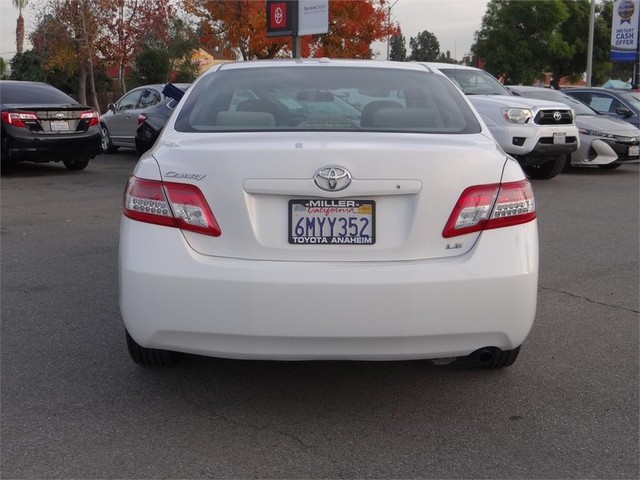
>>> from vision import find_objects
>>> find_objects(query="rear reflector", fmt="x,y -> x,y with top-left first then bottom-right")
442,180 -> 536,238
124,176 -> 221,237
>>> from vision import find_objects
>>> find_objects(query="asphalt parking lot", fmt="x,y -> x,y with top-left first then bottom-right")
1,152 -> 638,479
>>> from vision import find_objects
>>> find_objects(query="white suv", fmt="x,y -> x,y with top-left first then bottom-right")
423,63 -> 579,179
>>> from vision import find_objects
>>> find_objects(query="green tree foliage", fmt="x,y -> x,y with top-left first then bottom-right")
409,30 -> 440,61
473,0 -> 571,84
9,51 -> 47,82
129,46 -> 171,87
473,0 -> 618,86
389,32 -> 407,61
0,57 -> 8,79
436,50 -> 457,64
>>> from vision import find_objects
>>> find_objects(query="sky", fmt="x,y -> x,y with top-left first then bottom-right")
0,0 -> 490,62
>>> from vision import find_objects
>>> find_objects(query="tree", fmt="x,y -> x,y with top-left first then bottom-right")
436,50 -> 457,64
389,32 -> 407,61
473,0 -> 571,84
97,0 -> 174,93
13,0 -> 28,54
183,0 -> 398,60
129,46 -> 171,86
9,51 -> 47,81
473,0 -> 619,86
409,30 -> 440,61
0,57 -> 8,79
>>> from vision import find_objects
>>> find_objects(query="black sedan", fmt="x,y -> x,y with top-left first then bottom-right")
134,83 -> 190,157
1,81 -> 102,170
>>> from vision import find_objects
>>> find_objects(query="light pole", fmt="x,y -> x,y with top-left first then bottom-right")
586,0 -> 595,87
386,0 -> 400,60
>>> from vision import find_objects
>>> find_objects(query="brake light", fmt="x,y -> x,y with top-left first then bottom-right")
442,180 -> 536,238
80,110 -> 99,127
1,111 -> 39,128
123,176 -> 221,237
137,114 -> 147,126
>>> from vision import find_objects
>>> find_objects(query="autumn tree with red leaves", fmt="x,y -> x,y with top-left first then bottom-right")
97,0 -> 175,94
182,0 -> 398,60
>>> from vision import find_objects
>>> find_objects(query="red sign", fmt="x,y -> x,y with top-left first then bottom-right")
266,0 -> 295,36
270,2 -> 287,27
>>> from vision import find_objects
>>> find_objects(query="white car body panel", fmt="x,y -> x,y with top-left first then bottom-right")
145,132 -> 506,262
120,59 -> 539,363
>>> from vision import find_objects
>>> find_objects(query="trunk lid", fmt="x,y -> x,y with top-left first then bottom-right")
151,131 -> 508,262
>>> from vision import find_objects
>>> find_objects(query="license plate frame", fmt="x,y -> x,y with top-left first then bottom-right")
629,145 -> 639,157
553,132 -> 566,144
50,120 -> 70,132
288,199 -> 376,245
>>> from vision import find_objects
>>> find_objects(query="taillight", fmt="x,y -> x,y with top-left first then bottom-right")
1,111 -> 39,128
123,176 -> 221,237
80,110 -> 99,127
137,114 -> 147,126
442,180 -> 536,238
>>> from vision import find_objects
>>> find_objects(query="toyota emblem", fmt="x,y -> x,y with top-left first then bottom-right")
314,166 -> 352,192
553,111 -> 562,121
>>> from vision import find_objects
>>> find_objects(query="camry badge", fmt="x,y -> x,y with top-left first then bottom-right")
314,166 -> 352,192
164,171 -> 206,181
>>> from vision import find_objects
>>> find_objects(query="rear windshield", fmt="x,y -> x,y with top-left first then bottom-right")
174,66 -> 482,134
0,82 -> 78,105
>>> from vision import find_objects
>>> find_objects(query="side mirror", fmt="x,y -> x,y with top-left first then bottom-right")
107,103 -> 116,112
615,106 -> 633,117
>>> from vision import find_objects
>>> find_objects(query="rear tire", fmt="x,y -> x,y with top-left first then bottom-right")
126,329 -> 181,366
522,155 -> 565,179
63,157 -> 89,170
100,124 -> 118,154
597,163 -> 622,170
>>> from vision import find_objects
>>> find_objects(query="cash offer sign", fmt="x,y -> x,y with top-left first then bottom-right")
611,0 -> 639,61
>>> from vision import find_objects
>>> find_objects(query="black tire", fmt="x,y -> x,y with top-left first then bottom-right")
63,157 -> 89,171
597,163 -> 622,170
523,155 -> 566,179
100,124 -> 118,154
125,329 -> 181,366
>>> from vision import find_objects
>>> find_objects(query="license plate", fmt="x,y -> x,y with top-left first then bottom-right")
50,120 -> 70,131
553,132 -> 566,144
289,199 -> 375,245
629,145 -> 639,157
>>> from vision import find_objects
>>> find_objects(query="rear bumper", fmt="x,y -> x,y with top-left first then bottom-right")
119,218 -> 539,361
2,127 -> 102,162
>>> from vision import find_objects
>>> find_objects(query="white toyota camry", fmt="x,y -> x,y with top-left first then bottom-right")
119,59 -> 538,368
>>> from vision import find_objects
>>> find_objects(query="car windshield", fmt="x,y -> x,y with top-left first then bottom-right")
515,89 -> 596,115
438,68 -> 511,96
0,82 -> 78,105
174,66 -> 482,134
618,91 -> 640,109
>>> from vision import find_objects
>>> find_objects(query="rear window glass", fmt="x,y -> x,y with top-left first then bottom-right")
0,82 -> 78,105
174,66 -> 481,134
